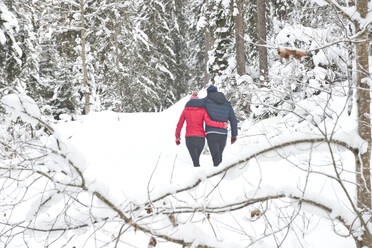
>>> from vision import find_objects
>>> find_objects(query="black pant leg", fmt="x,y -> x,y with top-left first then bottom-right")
194,137 -> 205,165
218,135 -> 227,164
186,136 -> 205,167
206,134 -> 219,166
206,133 -> 227,166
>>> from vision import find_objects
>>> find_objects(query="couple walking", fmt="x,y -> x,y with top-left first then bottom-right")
175,85 -> 238,167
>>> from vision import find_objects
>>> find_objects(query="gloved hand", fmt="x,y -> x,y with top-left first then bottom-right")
231,136 -> 237,144
176,138 -> 181,145
223,122 -> 228,129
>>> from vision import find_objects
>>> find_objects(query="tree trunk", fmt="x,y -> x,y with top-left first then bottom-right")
355,0 -> 371,247
235,0 -> 246,76
80,0 -> 90,115
204,29 -> 212,86
256,0 -> 268,82
113,0 -> 124,112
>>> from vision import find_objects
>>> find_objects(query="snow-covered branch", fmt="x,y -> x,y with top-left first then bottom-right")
148,137 -> 360,205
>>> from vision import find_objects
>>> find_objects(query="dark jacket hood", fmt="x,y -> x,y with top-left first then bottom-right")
207,92 -> 227,104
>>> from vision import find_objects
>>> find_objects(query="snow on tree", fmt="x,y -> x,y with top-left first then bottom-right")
0,0 -> 22,93
126,0 -> 189,112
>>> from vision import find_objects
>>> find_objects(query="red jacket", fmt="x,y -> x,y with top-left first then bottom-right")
175,107 -> 226,139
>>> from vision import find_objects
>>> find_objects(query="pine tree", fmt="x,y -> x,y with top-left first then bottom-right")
33,0 -> 132,116
187,0 -> 212,89
33,0 -> 85,117
127,0 -> 188,111
206,0 -> 235,88
87,0 -> 134,112
0,0 -> 22,95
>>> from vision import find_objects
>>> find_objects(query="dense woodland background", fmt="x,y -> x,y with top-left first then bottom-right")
1,0 -> 372,247
2,0 -> 368,119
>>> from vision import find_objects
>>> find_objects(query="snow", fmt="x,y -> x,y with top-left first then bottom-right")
0,0 -> 19,46
311,0 -> 328,7
0,29 -> 5,44
0,80 -> 362,248
1,93 -> 41,127
0,1 -> 369,245
313,50 -> 328,66
11,38 -> 22,57
312,0 -> 372,28
0,2 -> 18,30
196,16 -> 207,31
25,83 -> 354,247
156,63 -> 175,80
133,25 -> 151,50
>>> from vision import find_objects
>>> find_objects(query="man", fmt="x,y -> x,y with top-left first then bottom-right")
202,85 -> 238,166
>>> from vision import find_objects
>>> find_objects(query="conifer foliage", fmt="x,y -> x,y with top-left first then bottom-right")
0,0 -> 22,94
128,0 -> 188,111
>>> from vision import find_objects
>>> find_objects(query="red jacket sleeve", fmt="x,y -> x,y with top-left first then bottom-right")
175,110 -> 186,139
202,109 -> 226,128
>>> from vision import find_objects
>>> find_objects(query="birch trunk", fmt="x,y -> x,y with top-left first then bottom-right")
80,0 -> 90,114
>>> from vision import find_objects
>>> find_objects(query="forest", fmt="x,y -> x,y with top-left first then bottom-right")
0,0 -> 371,247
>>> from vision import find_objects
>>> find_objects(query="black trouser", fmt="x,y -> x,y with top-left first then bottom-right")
185,136 -> 205,167
206,133 -> 227,166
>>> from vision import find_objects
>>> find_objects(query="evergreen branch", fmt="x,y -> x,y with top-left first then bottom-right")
321,0 -> 354,23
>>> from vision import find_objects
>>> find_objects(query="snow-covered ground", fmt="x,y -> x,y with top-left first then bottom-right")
1,80 -> 366,247
10,56 -> 364,248
31,87 -> 357,247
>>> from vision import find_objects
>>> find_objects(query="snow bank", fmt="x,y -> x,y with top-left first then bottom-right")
1,93 -> 41,127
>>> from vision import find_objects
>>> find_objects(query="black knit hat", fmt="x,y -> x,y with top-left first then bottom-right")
207,85 -> 217,93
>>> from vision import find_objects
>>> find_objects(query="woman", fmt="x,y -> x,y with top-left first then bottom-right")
175,91 -> 228,167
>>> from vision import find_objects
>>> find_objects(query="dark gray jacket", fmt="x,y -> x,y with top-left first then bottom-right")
202,92 -> 238,136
